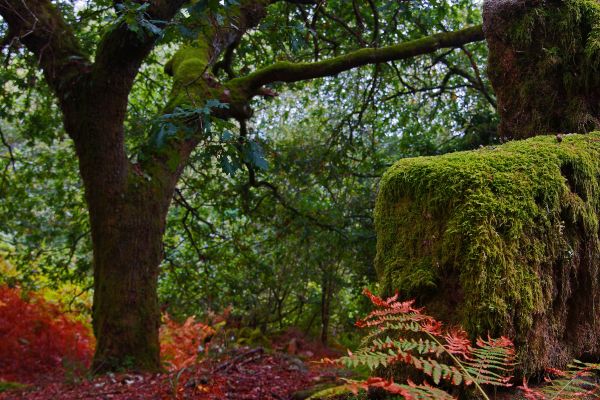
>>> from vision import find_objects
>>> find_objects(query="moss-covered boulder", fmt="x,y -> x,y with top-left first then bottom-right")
375,133 -> 600,375
484,0 -> 600,139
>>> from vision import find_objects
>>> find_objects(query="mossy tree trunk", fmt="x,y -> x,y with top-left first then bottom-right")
59,73 -> 185,372
483,0 -> 600,139
88,187 -> 170,372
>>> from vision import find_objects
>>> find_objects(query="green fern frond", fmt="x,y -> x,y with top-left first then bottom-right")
519,360 -> 600,399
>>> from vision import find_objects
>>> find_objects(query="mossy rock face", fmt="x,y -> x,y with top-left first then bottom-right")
375,133 -> 600,375
484,0 -> 600,139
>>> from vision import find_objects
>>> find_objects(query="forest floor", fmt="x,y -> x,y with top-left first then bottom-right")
0,337 -> 349,400
0,285 -> 353,399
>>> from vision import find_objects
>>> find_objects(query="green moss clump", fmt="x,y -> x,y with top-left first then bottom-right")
0,380 -> 29,393
375,133 -> 600,374
165,46 -> 210,81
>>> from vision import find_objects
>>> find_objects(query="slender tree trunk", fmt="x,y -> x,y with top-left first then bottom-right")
320,270 -> 332,345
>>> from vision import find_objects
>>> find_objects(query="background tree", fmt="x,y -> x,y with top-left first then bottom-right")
0,0 -> 488,371
484,0 -> 600,139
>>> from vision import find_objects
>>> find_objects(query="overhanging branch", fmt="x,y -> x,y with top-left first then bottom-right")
232,25 -> 484,95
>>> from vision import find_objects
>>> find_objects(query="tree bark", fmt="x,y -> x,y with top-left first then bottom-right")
320,268 -> 334,345
60,74 -> 182,372
483,0 -> 600,139
90,192 -> 167,372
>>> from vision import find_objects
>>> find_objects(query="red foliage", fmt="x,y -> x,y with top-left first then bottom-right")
0,285 -> 94,383
335,289 -> 517,398
159,313 -> 215,371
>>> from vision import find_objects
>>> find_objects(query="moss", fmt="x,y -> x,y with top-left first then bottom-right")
165,46 -> 211,81
375,133 -> 600,374
230,25 -> 483,94
0,380 -> 29,393
233,327 -> 271,348
485,0 -> 600,138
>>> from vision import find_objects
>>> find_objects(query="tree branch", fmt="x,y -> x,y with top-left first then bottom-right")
93,0 -> 187,89
231,25 -> 484,95
212,38 -> 240,78
0,0 -> 88,96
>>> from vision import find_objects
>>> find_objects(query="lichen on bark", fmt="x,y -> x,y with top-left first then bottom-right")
484,0 -> 600,139
375,133 -> 600,375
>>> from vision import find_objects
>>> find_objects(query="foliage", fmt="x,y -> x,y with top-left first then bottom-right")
159,313 -> 215,371
1,0 -> 497,371
0,285 -> 94,383
111,1 -> 165,40
1,0 -> 495,329
519,361 -> 600,400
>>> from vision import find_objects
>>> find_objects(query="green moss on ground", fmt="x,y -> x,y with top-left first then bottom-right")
375,133 -> 600,374
0,380 -> 29,393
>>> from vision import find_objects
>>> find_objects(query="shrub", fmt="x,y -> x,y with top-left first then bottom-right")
0,285 -> 94,383
159,313 -> 215,371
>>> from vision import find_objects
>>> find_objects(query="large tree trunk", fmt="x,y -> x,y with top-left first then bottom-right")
89,192 -> 169,372
62,80 -> 179,372
86,165 -> 177,373
483,0 -> 600,139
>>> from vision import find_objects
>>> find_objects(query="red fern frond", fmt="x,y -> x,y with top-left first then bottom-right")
159,313 -> 215,371
334,290 -> 517,399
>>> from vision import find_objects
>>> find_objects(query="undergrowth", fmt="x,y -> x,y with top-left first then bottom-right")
160,313 -> 215,371
0,286 -> 94,383
318,289 -> 600,400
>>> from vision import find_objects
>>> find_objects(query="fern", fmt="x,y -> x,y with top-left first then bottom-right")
320,290 -> 600,400
519,360 -> 600,400
328,289 -> 516,400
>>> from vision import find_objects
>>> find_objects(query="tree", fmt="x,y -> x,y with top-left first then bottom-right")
0,0 -> 484,372
484,0 -> 600,139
